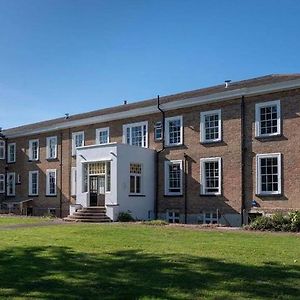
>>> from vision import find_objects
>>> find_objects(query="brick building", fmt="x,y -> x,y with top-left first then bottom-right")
1,74 -> 300,226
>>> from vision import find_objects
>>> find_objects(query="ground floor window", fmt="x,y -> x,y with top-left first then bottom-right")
29,171 -> 39,196
7,172 -> 15,196
46,169 -> 57,196
130,163 -> 142,194
0,174 -> 5,193
256,153 -> 281,195
200,157 -> 221,195
164,160 -> 183,195
167,210 -> 180,223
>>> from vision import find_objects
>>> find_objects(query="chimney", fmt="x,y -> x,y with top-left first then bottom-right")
224,80 -> 231,88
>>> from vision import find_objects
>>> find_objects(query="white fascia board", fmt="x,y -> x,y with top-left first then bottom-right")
5,78 -> 300,138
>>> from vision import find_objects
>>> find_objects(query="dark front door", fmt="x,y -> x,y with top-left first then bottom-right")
89,176 -> 98,206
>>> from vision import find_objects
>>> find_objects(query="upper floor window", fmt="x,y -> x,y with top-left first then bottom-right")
123,121 -> 148,148
256,153 -> 281,195
7,172 -> 15,196
46,136 -> 57,159
200,157 -> 222,195
29,170 -> 39,196
46,169 -> 57,196
164,160 -> 183,196
72,131 -> 84,156
200,109 -> 222,143
165,116 -> 183,146
96,127 -> 110,145
0,140 -> 5,159
255,100 -> 281,138
129,163 -> 142,194
7,143 -> 16,163
29,139 -> 39,161
0,174 -> 5,193
154,121 -> 163,141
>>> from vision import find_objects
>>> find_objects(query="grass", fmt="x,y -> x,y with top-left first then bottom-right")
0,222 -> 299,299
0,215 -> 53,226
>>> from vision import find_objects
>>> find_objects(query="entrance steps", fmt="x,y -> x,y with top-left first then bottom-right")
64,206 -> 112,223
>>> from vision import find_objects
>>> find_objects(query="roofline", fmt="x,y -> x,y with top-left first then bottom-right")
5,77 -> 300,138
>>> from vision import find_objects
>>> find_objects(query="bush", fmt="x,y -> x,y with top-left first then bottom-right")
117,211 -> 135,222
142,220 -> 168,226
248,211 -> 300,232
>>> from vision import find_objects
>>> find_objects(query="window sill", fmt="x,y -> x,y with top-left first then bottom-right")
6,195 -> 16,197
45,194 -> 57,197
28,195 -> 39,197
164,194 -> 183,197
200,139 -> 222,145
255,133 -> 282,140
165,143 -> 183,148
129,194 -> 146,197
255,193 -> 282,197
28,160 -> 40,163
46,158 -> 58,161
200,193 -> 222,197
7,161 -> 16,164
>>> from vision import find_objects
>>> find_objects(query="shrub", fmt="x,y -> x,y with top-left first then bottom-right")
117,211 -> 135,222
142,220 -> 168,226
248,211 -> 300,232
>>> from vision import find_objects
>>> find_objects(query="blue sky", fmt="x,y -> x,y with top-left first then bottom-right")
0,0 -> 300,129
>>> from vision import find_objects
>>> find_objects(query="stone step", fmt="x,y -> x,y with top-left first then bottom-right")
73,212 -> 107,217
64,217 -> 111,223
67,214 -> 110,220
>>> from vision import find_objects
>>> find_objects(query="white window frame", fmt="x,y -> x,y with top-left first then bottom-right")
122,121 -> 148,148
256,153 -> 282,195
166,210 -> 180,223
154,121 -> 163,141
46,169 -> 57,196
0,174 -> 5,193
29,170 -> 39,196
7,143 -> 16,163
129,163 -> 143,195
165,116 -> 183,147
200,157 -> 222,196
0,140 -> 5,160
71,167 -> 77,196
6,172 -> 15,196
29,139 -> 39,161
200,109 -> 222,143
95,127 -> 110,145
164,160 -> 183,196
255,100 -> 281,138
72,131 -> 85,156
46,136 -> 57,159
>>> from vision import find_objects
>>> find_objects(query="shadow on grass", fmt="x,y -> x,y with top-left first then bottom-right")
0,246 -> 299,299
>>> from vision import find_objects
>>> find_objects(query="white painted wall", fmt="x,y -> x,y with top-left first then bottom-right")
75,143 -> 155,221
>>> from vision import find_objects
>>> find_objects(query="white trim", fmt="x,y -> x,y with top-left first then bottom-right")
5,78 -> 300,138
0,140 -> 5,160
7,143 -> 16,163
6,172 -> 16,196
46,169 -> 57,196
0,174 -> 5,193
29,139 -> 39,161
95,127 -> 110,144
71,167 -> 76,196
164,160 -> 183,196
72,131 -> 85,156
122,121 -> 148,148
165,116 -> 183,147
200,157 -> 222,195
256,153 -> 282,195
46,136 -> 57,159
28,170 -> 39,196
255,100 -> 281,138
200,109 -> 222,143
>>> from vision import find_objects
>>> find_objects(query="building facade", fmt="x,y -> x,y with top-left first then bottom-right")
1,74 -> 300,226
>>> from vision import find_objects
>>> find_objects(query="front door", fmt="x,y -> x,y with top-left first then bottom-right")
98,176 -> 105,206
89,176 -> 98,206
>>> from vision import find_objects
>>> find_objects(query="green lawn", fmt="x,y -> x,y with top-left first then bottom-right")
0,223 -> 299,299
0,215 -> 52,226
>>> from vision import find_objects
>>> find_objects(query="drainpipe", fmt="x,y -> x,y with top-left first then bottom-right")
59,131 -> 63,218
155,95 -> 165,219
241,95 -> 246,225
183,153 -> 188,224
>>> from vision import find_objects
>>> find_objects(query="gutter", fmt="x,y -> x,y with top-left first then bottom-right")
155,95 -> 165,219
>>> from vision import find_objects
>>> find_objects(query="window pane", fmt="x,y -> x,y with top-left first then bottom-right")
168,119 -> 181,145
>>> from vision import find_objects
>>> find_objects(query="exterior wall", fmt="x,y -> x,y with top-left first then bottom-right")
0,87 -> 300,224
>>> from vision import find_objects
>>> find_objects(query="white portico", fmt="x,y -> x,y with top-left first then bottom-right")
73,143 -> 155,221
